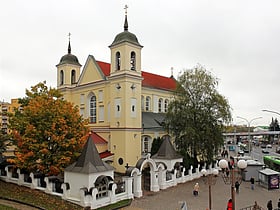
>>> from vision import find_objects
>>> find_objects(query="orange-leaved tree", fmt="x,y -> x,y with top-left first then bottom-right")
9,81 -> 88,175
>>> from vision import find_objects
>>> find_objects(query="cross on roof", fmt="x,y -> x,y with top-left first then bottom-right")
124,5 -> 128,15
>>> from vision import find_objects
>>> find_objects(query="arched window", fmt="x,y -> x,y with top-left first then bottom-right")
89,95 -> 96,123
164,99 -> 169,112
60,70 -> 64,85
145,96 -> 151,111
71,70 -> 76,84
115,52 -> 121,70
158,98 -> 163,112
130,51 -> 136,70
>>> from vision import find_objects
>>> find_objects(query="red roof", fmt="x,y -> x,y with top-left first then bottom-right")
96,61 -> 176,91
90,132 -> 107,145
100,151 -> 114,159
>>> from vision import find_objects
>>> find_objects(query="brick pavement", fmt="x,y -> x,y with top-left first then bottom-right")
124,175 -> 280,210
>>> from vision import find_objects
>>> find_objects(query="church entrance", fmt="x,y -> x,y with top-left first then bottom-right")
142,165 -> 151,191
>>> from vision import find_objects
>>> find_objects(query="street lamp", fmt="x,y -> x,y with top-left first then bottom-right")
201,168 -> 219,210
219,159 -> 247,210
236,116 -> 262,153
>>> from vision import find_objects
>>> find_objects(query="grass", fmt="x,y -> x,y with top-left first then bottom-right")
0,180 -> 132,210
0,180 -> 83,210
0,204 -> 17,210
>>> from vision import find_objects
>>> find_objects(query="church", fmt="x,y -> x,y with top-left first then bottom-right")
55,9 -> 177,173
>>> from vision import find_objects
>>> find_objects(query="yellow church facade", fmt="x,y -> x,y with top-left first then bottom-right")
56,13 -> 176,173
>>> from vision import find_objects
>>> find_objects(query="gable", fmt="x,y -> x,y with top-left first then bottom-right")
77,55 -> 107,86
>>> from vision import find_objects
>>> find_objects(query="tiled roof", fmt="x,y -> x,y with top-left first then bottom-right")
90,132 -> 107,145
65,135 -> 114,174
151,138 -> 182,160
96,61 -> 177,91
100,151 -> 114,159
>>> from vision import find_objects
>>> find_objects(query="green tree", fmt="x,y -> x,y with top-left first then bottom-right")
164,64 -> 231,167
8,81 -> 88,175
150,137 -> 163,156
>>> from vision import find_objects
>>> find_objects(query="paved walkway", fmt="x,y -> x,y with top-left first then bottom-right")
124,175 -> 280,210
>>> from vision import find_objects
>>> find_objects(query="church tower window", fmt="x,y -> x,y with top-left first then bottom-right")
164,99 -> 169,112
116,52 -> 121,70
130,51 -> 136,70
158,98 -> 163,112
60,70 -> 64,85
71,70 -> 76,84
89,95 -> 97,123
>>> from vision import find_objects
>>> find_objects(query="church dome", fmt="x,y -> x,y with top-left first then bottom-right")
111,31 -> 141,47
110,13 -> 142,48
56,41 -> 81,66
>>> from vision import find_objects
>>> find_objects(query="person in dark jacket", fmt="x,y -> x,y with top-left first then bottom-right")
267,200 -> 273,210
235,181 -> 240,193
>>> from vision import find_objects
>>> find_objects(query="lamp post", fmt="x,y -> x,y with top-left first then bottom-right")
236,116 -> 262,153
219,159 -> 247,210
201,168 -> 219,210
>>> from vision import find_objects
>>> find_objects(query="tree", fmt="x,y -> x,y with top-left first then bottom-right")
150,137 -> 163,156
8,81 -> 88,175
164,64 -> 231,167
269,117 -> 280,142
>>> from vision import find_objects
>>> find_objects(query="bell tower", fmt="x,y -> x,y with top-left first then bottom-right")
108,5 -> 143,173
56,33 -> 82,89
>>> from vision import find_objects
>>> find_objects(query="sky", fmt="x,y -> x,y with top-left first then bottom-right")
1,0 -> 280,126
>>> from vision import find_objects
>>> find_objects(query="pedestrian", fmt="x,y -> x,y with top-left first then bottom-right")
253,201 -> 260,210
267,200 -> 273,210
250,177 -> 255,190
227,198 -> 233,210
193,183 -> 199,196
278,198 -> 280,209
226,168 -> 230,177
235,181 -> 240,193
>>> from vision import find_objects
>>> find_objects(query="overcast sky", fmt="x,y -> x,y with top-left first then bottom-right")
1,0 -> 280,126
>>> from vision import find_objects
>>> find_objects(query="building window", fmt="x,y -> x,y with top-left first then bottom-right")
164,99 -> 169,112
89,95 -> 96,123
130,51 -> 136,70
158,98 -> 163,112
80,94 -> 85,105
98,90 -> 103,102
71,70 -> 76,84
116,52 -> 121,70
60,70 -> 64,85
145,96 -> 151,111
142,136 -> 151,154
99,106 -> 104,122
80,108 -> 84,117
95,176 -> 109,199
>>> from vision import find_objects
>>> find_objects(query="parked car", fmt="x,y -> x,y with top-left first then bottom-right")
260,144 -> 267,148
262,149 -> 269,154
266,144 -> 272,148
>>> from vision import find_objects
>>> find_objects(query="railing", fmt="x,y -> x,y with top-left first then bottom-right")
239,205 -> 265,210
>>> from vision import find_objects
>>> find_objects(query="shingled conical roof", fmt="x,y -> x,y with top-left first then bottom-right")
151,138 -> 182,160
65,135 -> 114,174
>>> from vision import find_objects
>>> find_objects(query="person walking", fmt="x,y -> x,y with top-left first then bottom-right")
267,200 -> 273,210
235,181 -> 240,194
193,183 -> 199,196
227,199 -> 233,210
250,177 -> 255,190
253,201 -> 260,210
278,198 -> 280,209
